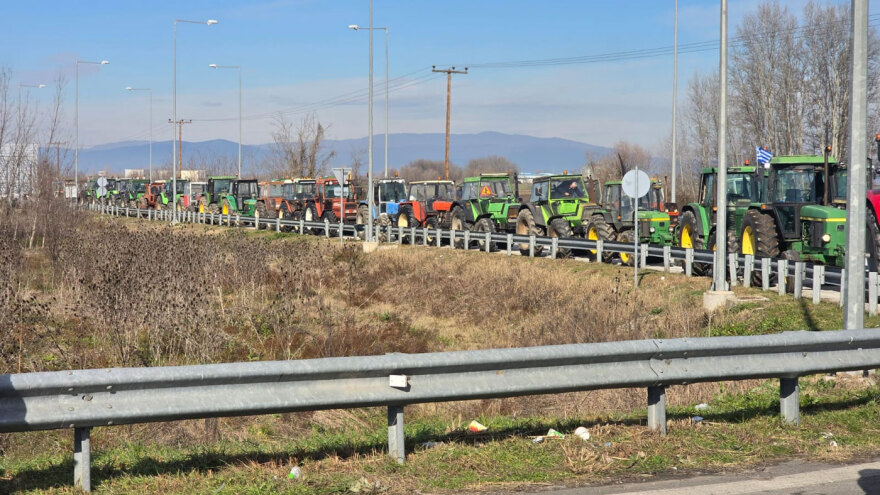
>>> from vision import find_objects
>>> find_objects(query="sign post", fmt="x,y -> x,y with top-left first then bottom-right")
621,168 -> 650,287
332,168 -> 352,245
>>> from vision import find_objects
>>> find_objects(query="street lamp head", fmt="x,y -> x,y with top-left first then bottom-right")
206,19 -> 218,25
100,60 -> 110,65
209,64 -> 218,69
348,24 -> 359,30
125,86 -> 133,90
37,84 -> 46,88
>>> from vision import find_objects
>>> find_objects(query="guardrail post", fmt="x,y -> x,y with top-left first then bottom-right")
485,232 -> 492,253
870,272 -> 878,316
744,255 -> 753,288
464,230 -> 470,251
450,229 -> 457,249
506,233 -> 513,256
647,386 -> 666,435
839,269 -> 846,307
411,227 -> 417,245
276,216 -> 281,233
728,253 -> 737,288
780,377 -> 799,425
397,226 -> 403,245
437,229 -> 442,248
777,259 -> 788,295
550,237 -> 558,259
235,214 -> 240,226
253,210 -> 260,230
812,265 -> 824,305
793,262 -> 804,299
324,219 -> 330,238
641,244 -> 648,267
340,221 -> 345,245
74,426 -> 91,492
762,258 -> 770,291
423,228 -> 429,246
663,246 -> 670,272
685,248 -> 693,276
298,218 -> 304,234
529,234 -> 536,258
388,405 -> 405,464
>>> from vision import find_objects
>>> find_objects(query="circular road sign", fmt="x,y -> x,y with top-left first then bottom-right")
621,169 -> 650,199
96,177 -> 109,197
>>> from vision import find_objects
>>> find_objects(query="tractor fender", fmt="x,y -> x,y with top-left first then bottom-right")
681,204 -> 710,240
522,203 -> 547,228
432,200 -> 453,212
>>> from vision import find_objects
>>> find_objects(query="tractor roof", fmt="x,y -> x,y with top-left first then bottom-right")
464,174 -> 509,182
209,175 -> 238,180
770,154 -> 838,166
410,180 -> 454,185
535,174 -> 581,181
293,177 -> 316,183
699,166 -> 761,174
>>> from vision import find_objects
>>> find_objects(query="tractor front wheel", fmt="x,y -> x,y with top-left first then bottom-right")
677,210 -> 708,275
450,206 -> 466,249
396,206 -> 417,244
740,209 -> 780,286
548,218 -> 573,258
585,214 -> 614,262
471,217 -> 496,251
255,201 -> 269,229
516,208 -> 543,256
425,216 -> 440,245
617,229 -> 636,266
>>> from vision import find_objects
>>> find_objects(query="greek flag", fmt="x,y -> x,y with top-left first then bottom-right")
756,147 -> 773,165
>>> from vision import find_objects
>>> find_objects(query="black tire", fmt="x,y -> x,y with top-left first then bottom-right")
397,205 -> 417,244
255,201 -> 268,229
548,218 -> 573,258
356,205 -> 369,226
740,209 -> 780,286
585,214 -> 614,262
617,229 -> 636,266
303,204 -> 319,233
677,210 -> 709,275
450,206 -> 466,249
425,216 -> 440,245
472,217 -> 497,251
516,208 -> 543,256
868,208 -> 880,272
279,202 -> 294,231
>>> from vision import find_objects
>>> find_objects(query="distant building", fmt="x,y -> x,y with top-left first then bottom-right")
0,143 -> 39,199
124,169 -> 146,178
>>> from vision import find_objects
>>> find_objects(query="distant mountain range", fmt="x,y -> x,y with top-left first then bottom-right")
76,131 -> 611,175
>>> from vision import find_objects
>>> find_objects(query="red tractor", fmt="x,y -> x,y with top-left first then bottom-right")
303,177 -> 359,224
137,181 -> 165,210
396,180 -> 458,230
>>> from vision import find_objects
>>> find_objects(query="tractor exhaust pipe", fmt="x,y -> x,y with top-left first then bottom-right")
823,145 -> 831,206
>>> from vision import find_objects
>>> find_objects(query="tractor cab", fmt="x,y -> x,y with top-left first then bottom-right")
290,178 -> 316,200
232,179 -> 259,204
457,173 -> 521,232
376,177 -> 407,215
600,179 -> 673,247
765,156 -> 843,238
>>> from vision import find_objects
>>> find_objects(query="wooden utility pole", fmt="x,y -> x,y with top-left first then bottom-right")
432,66 -> 467,180
168,119 -> 192,179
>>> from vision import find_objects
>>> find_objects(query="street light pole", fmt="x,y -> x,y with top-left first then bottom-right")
125,87 -> 153,181
348,25 -> 390,178
74,60 -> 109,199
670,0 -> 678,203
174,18 -> 218,220
713,0 -> 728,292
208,64 -> 242,177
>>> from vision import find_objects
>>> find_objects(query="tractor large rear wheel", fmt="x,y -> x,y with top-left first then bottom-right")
255,201 -> 269,229
396,205 -> 417,244
548,218 -> 573,258
472,217 -> 496,252
677,210 -> 708,275
425,216 -> 440,245
516,208 -> 543,256
740,209 -> 780,286
585,214 -> 614,262
303,204 -> 319,234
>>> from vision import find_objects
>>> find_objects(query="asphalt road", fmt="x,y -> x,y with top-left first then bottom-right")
496,459 -> 880,495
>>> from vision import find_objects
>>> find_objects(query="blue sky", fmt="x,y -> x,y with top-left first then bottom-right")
1,0 -> 867,152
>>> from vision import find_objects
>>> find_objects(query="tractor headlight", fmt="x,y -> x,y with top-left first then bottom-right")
649,227 -> 656,233
821,233 -> 831,243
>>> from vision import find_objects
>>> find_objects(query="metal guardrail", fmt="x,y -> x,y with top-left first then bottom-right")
2,328 -> 880,491
86,202 -> 878,310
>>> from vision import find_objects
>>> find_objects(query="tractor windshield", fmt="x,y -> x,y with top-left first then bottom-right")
549,178 -> 586,199
269,183 -> 285,198
132,182 -> 147,193
479,179 -> 511,198
236,181 -> 259,198
294,181 -> 315,199
830,169 -> 847,203
773,167 -> 817,204
212,179 -> 232,195
190,183 -> 205,197
378,181 -> 407,203
116,181 -> 129,193
726,173 -> 758,204
324,183 -> 352,199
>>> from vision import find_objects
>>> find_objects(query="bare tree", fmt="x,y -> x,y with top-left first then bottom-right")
398,159 -> 462,182
463,155 -> 519,176
270,112 -> 335,178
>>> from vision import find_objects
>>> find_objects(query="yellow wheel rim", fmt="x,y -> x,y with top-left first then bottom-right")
199,204 -> 205,213
588,227 -> 598,255
742,225 -> 755,255
681,224 -> 693,249
620,250 -> 630,264
399,216 -> 408,228
222,203 -> 229,215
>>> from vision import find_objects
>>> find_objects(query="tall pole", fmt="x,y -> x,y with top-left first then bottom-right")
174,18 -> 218,221
74,60 -> 108,199
713,0 -> 728,292
670,0 -> 678,203
367,0 -> 374,241
384,28 -> 389,178
843,0 -> 868,330
432,66 -> 468,180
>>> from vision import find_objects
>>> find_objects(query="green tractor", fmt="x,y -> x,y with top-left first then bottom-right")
453,173 -> 521,249
739,154 -> 847,274
585,179 -> 674,265
677,165 -> 764,275
197,176 -> 259,216
516,174 -> 598,257
158,180 -> 192,211
112,178 -> 149,208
